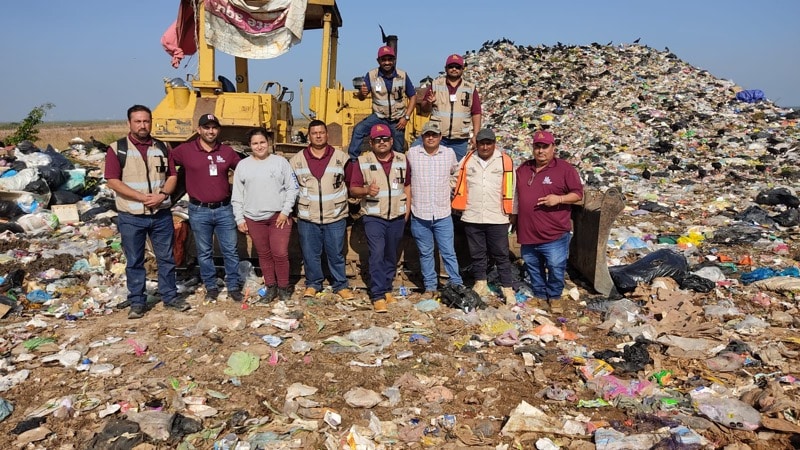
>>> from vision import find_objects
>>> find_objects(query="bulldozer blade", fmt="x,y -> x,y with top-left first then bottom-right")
568,188 -> 625,297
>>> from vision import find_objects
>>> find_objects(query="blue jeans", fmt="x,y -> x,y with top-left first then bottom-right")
188,203 -> 241,291
410,136 -> 469,161
363,216 -> 405,300
348,113 -> 405,159
520,232 -> 571,299
410,215 -> 462,291
442,137 -> 469,161
117,209 -> 178,307
297,218 -> 348,292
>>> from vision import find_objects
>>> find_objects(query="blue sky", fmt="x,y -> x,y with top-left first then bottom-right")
1,0 -> 798,122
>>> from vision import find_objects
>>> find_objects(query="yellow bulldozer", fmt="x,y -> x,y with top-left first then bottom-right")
150,0 -> 623,297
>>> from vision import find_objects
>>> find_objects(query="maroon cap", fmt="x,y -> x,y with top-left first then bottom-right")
377,46 -> 396,59
370,124 -> 392,139
533,130 -> 555,145
445,54 -> 464,67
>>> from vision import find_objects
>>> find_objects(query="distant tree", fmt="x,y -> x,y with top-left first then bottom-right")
3,103 -> 55,146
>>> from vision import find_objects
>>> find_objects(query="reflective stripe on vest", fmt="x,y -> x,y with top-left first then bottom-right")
451,151 -> 514,214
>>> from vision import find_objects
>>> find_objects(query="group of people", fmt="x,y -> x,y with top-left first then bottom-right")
104,48 -> 583,319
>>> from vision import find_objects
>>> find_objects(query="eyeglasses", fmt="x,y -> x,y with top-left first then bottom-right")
371,136 -> 392,143
446,64 -> 463,70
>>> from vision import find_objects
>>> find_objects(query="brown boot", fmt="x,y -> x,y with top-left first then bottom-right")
501,287 -> 516,306
472,280 -> 490,297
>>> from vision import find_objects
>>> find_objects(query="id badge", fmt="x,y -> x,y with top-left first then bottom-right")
449,94 -> 457,103
375,84 -> 382,92
391,180 -> 399,190
301,187 -> 308,197
209,163 -> 218,176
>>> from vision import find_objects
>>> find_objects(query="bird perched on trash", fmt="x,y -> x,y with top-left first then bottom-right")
89,136 -> 107,150
711,161 -> 723,172
642,168 -> 651,180
698,168 -> 708,179
633,37 -> 641,44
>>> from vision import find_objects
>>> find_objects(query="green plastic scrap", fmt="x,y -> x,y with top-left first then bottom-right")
577,398 -> 611,408
224,351 -> 260,376
23,337 -> 56,350
322,336 -> 361,348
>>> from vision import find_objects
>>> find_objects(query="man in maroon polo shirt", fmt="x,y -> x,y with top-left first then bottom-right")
170,114 -> 243,302
511,130 -> 583,314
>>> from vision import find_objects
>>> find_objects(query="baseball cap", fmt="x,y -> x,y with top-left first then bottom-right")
475,128 -> 496,142
198,114 -> 220,127
532,130 -> 555,145
370,124 -> 392,139
421,121 -> 441,135
377,46 -> 396,59
445,54 -> 464,67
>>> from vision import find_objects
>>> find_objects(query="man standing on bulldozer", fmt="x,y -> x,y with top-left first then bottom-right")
347,45 -> 417,159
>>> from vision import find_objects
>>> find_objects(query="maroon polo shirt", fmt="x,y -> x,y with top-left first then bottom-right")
170,139 -> 240,202
104,133 -> 177,180
515,158 -> 583,245
345,153 -> 411,188
303,145 -> 337,180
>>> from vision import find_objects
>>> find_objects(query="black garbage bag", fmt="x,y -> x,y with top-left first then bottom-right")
69,176 -> 102,197
734,205 -> 776,227
36,166 -> 68,190
755,187 -> 800,208
0,269 -> 26,294
10,160 -> 27,172
0,200 -> 24,220
638,201 -> 671,214
43,144 -> 75,170
439,284 -> 486,312
22,178 -> 50,196
773,208 -> 800,227
15,140 -> 38,154
708,224 -> 765,245
85,419 -> 143,450
0,222 -> 24,234
80,205 -> 112,222
50,189 -> 82,205
679,273 -> 715,293
609,249 -> 688,294
593,340 -> 652,373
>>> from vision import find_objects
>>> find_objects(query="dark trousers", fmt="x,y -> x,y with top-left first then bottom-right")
464,222 -> 513,287
363,215 -> 405,301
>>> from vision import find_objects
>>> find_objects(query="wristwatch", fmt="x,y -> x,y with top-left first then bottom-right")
403,115 -> 410,120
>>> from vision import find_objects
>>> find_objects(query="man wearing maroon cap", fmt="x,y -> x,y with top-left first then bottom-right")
346,124 -> 410,312
348,45 -> 417,159
170,114 -> 243,303
419,53 -> 482,161
511,130 -> 583,314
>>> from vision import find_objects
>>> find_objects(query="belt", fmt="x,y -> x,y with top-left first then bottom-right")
189,197 -> 230,209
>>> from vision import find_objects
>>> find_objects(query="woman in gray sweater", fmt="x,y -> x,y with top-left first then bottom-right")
232,128 -> 299,302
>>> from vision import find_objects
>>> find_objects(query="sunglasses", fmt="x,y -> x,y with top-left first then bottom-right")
423,132 -> 440,138
446,64 -> 463,70
371,136 -> 392,143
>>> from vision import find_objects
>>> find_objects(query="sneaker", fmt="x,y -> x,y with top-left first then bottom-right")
372,299 -> 388,313
257,285 -> 278,304
385,293 -> 397,304
164,298 -> 191,312
303,287 -> 317,298
205,288 -> 220,302
228,289 -> 244,302
128,305 -> 146,319
278,286 -> 293,302
337,288 -> 355,301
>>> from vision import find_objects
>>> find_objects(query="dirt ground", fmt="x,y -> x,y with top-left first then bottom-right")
0,123 -> 798,448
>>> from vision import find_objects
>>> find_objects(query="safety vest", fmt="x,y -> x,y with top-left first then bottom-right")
289,147 -> 349,224
429,76 -> 475,139
452,150 -> 514,215
357,152 -> 408,220
368,68 -> 408,121
109,137 -> 172,215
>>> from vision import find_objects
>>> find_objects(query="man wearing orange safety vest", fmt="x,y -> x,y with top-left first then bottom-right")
451,128 -> 516,305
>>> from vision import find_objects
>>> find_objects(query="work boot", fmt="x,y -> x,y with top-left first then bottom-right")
258,285 -> 278,304
421,290 -> 439,300
501,287 -> 516,306
227,289 -> 243,302
205,288 -> 220,303
278,286 -> 293,302
372,299 -> 388,313
128,304 -> 146,320
385,293 -> 397,304
337,288 -> 355,301
164,298 -> 191,312
549,298 -> 565,315
303,287 -> 317,298
472,279 -> 490,297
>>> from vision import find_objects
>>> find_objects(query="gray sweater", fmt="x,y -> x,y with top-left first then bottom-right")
231,155 -> 299,224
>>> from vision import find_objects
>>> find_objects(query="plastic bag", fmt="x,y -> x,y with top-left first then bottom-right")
609,249 -> 688,294
16,211 -> 59,234
36,166 -> 68,190
439,284 -> 486,312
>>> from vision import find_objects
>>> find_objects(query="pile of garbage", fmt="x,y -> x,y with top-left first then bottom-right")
0,41 -> 798,448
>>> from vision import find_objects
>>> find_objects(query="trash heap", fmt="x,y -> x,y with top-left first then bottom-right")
0,41 -> 798,449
